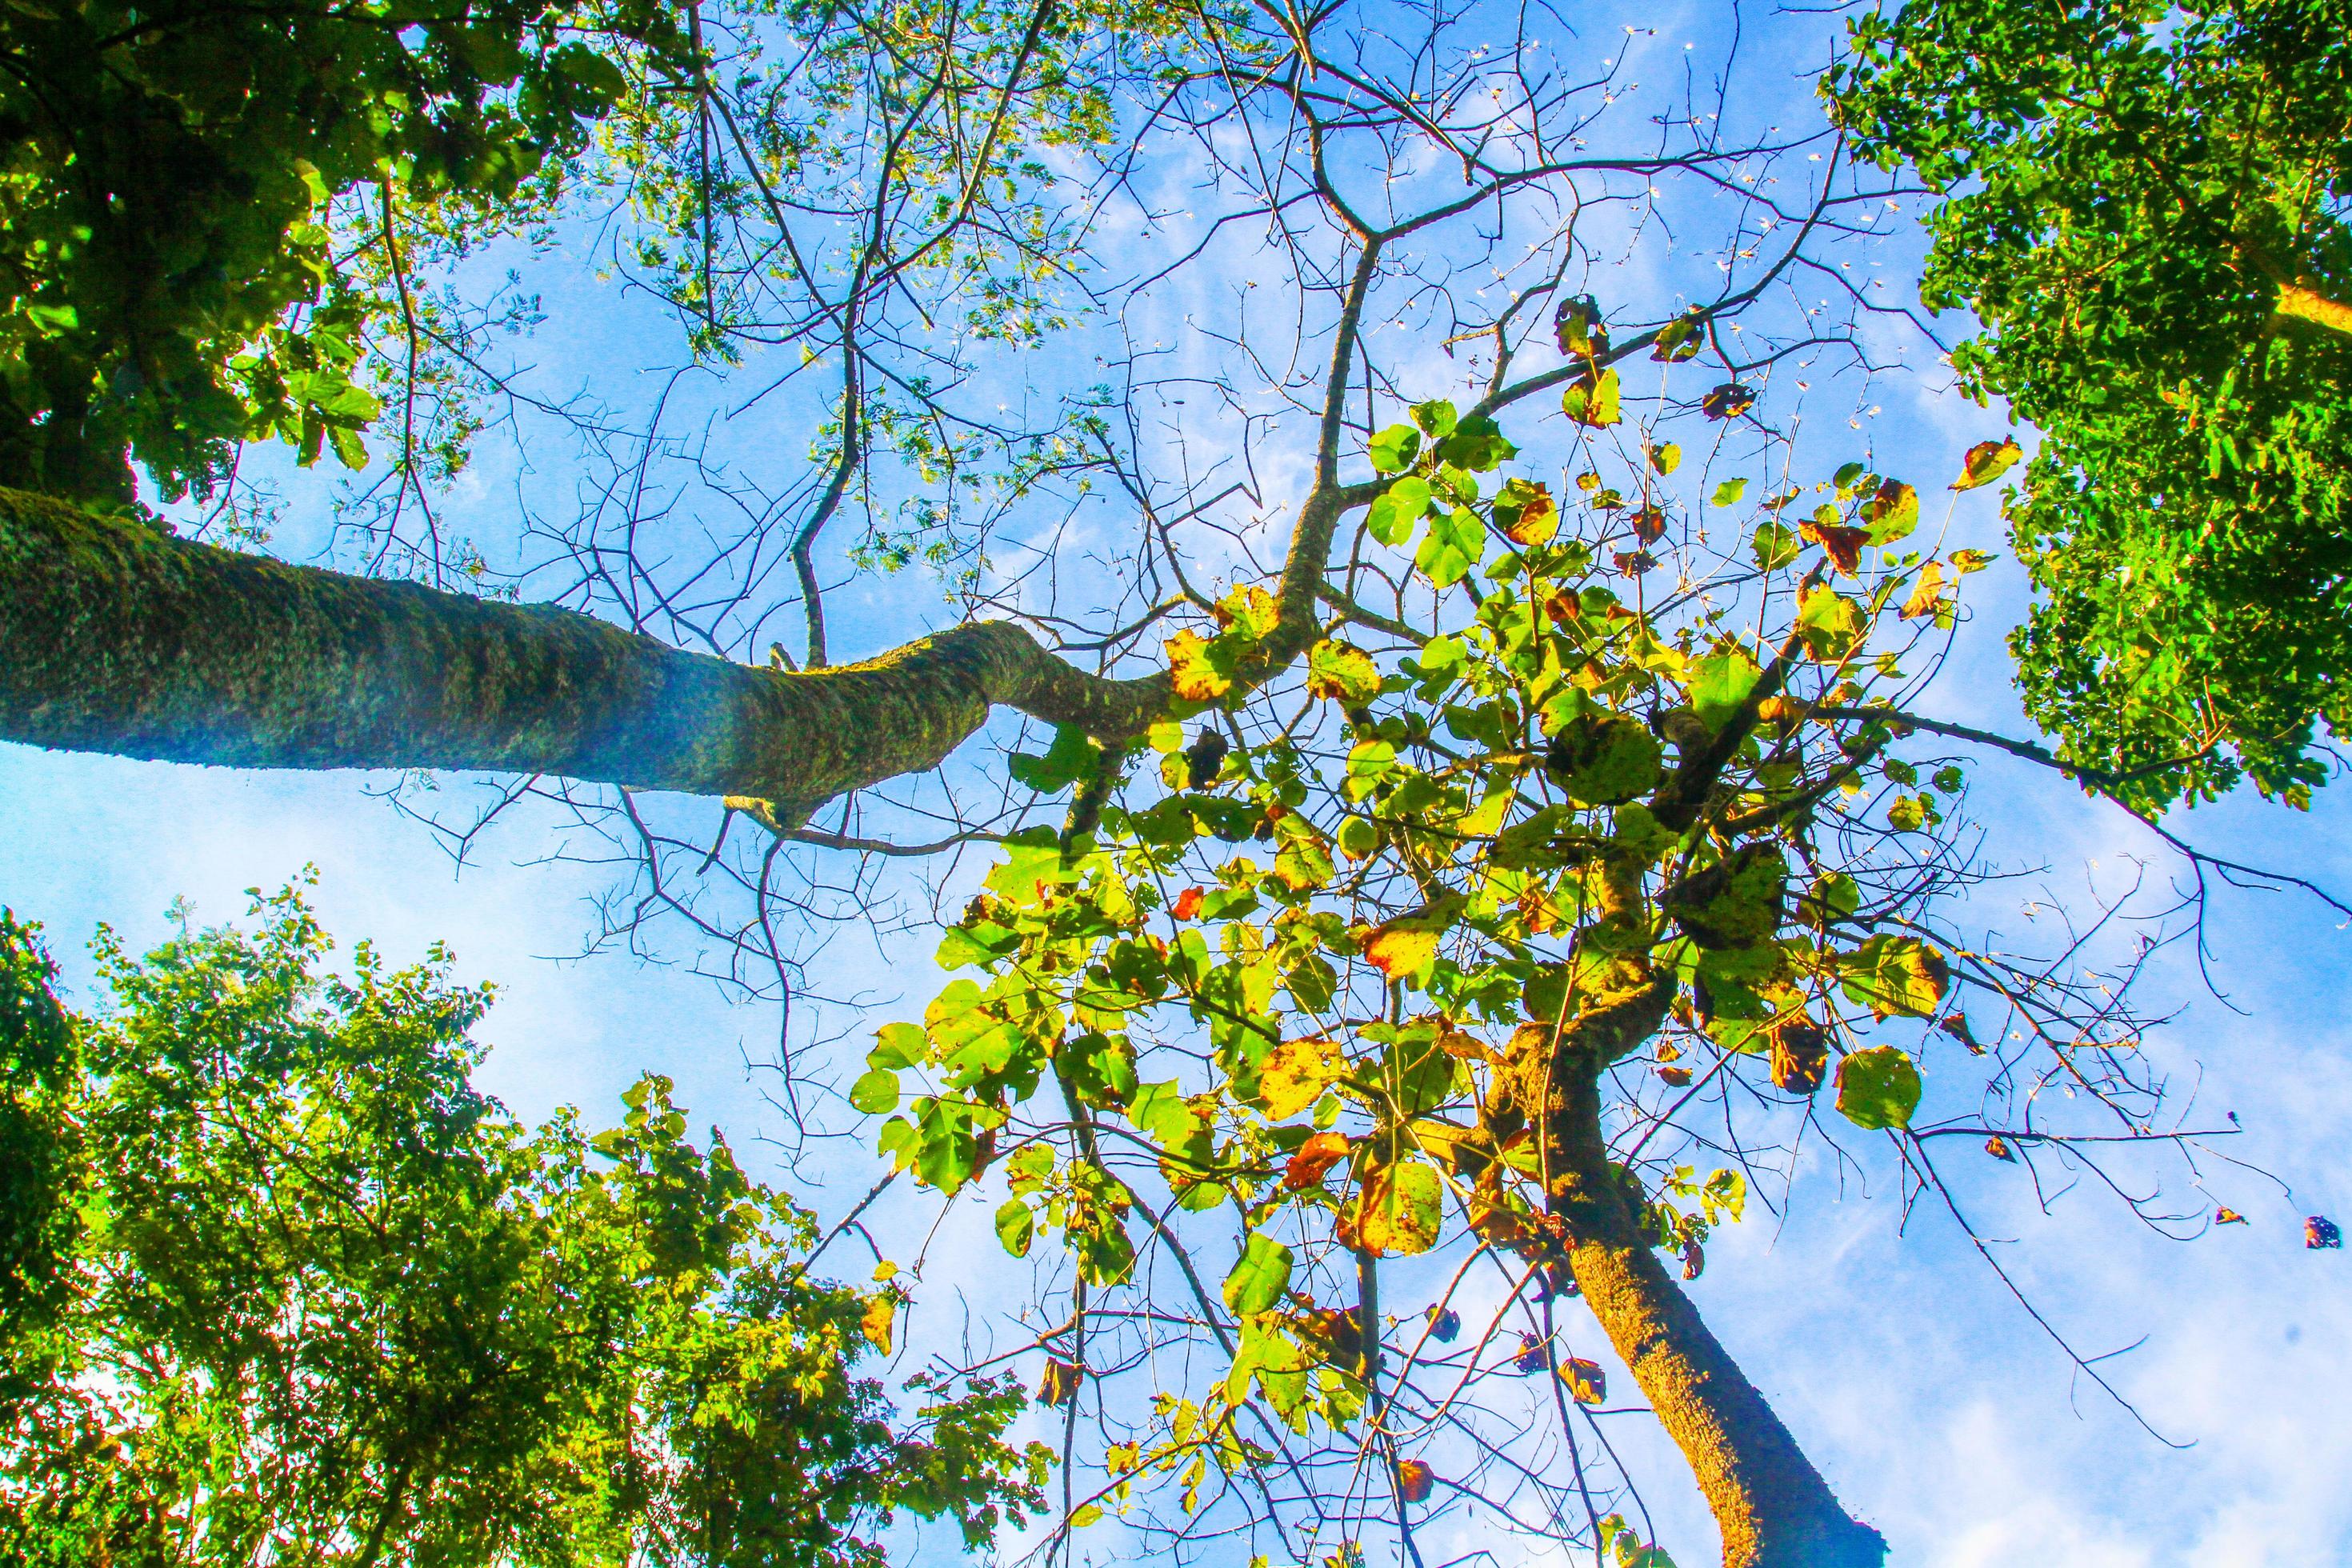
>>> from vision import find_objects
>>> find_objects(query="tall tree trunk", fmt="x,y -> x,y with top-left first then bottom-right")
1546,1066 -> 1886,1568
0,487 -> 1166,825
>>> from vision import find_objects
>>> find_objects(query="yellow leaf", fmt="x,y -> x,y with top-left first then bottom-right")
1361,923 -> 1440,978
861,1294 -> 896,1355
1358,897 -> 1464,974
1950,437 -> 2022,492
1899,561 -> 1947,619
1356,1159 -> 1443,1256
1306,639 -> 1382,703
1258,1036 -> 1342,1120
1166,630 -> 1234,701
1214,583 -> 1281,638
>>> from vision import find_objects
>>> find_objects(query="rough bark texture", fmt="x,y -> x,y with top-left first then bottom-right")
0,487 -> 1169,818
1546,1066 -> 1886,1568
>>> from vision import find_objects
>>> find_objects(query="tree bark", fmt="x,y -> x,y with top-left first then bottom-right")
1545,1066 -> 1886,1568
2276,280 -> 2352,338
0,487 -> 1169,825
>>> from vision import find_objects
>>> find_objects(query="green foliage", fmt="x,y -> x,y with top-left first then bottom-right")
0,886 -> 1047,1566
0,0 -> 685,501
1832,0 -> 2352,807
846,386 -> 1990,1489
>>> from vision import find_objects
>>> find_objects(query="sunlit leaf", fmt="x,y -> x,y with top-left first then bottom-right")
1370,423 -> 1422,474
1257,1035 -> 1342,1120
1283,1130 -> 1350,1190
1950,436 -> 2022,491
1307,640 -> 1382,703
860,1294 -> 896,1354
1356,1159 -> 1442,1256
1222,1232 -> 1294,1316
1834,1045 -> 1922,1130
1562,368 -> 1622,427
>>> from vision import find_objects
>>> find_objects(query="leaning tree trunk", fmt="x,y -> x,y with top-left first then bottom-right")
1546,1066 -> 1886,1568
0,488 -> 1166,827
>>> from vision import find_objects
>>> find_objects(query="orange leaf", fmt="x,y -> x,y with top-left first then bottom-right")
1284,1130 -> 1351,1190
1561,1356 -> 1606,1405
1170,886 -> 1206,921
2215,1206 -> 2248,1225
1395,1460 -> 1435,1503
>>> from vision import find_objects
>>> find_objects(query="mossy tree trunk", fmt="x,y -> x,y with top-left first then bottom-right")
0,488 -> 1168,828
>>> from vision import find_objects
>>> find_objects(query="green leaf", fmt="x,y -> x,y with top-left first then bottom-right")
1438,414 -> 1516,472
1368,476 -> 1434,545
848,1069 -> 902,1114
1794,584 -> 1862,662
1222,1232 -> 1294,1316
1838,935 -> 1950,1018
1648,441 -> 1681,475
1370,423 -> 1423,474
1834,1045 -> 1922,1130
1008,725 -> 1101,794
1751,520 -> 1801,571
1712,477 -> 1749,507
1346,740 -> 1397,786
1415,505 -> 1486,587
871,1023 -> 927,1069
995,1198 -> 1035,1257
1562,368 -> 1622,427
1688,648 -> 1762,730
1410,399 -> 1458,438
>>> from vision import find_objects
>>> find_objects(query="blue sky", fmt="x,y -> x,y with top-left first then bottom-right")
6,2 -> 2351,1562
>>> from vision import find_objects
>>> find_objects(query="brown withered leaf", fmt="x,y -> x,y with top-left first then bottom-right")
1801,517 -> 1867,575
1770,1018 -> 1830,1094
1037,1359 -> 1083,1406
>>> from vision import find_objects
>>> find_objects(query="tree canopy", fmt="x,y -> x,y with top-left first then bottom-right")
1832,0 -> 2352,810
0,0 -> 2332,1564
0,889 -> 1046,1566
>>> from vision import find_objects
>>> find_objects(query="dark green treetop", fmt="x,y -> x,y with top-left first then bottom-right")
0,0 -> 680,502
